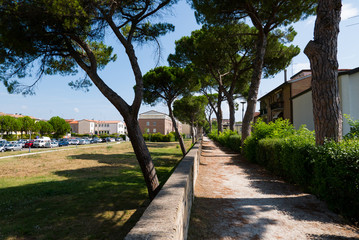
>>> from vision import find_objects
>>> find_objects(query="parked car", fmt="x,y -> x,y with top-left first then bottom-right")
45,141 -> 59,148
80,139 -> 90,145
58,140 -> 69,147
33,137 -> 51,148
24,140 -> 35,148
0,144 -> 5,152
106,137 -> 115,142
68,139 -> 80,145
4,143 -> 22,151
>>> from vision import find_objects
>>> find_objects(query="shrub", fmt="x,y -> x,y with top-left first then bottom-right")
311,140 -> 359,221
143,132 -> 176,142
208,129 -> 241,152
344,114 -> 359,139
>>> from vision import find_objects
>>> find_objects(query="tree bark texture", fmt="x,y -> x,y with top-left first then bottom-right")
168,103 -> 187,156
217,89 -> 224,133
124,115 -> 160,200
227,97 -> 235,131
304,0 -> 342,145
241,34 -> 267,144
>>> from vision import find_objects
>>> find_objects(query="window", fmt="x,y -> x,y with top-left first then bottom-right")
153,128 -> 156,133
147,129 -> 150,133
146,122 -> 150,126
153,121 -> 156,126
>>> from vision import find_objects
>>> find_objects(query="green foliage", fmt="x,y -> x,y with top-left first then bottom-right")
36,121 -> 54,136
173,95 -> 207,127
344,114 -> 359,139
240,119 -> 359,221
208,129 -> 241,152
310,140 -> 359,221
143,132 -> 176,142
143,66 -> 200,106
0,0 -> 176,94
48,116 -> 71,138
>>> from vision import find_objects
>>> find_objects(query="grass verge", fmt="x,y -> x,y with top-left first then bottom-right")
0,141 -> 191,240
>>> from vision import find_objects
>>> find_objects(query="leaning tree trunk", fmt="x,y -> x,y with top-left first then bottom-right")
124,115 -> 160,200
304,0 -> 342,145
241,33 -> 268,145
168,103 -> 186,156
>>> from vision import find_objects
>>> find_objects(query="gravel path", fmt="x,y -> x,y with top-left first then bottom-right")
188,137 -> 359,240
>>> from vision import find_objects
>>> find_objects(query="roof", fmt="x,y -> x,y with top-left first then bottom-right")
140,110 -> 168,116
259,68 -> 353,101
0,112 -> 38,120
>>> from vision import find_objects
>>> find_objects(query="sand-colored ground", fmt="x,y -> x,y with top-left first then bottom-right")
188,137 -> 359,239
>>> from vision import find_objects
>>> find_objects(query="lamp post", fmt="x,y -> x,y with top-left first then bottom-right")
240,101 -> 246,122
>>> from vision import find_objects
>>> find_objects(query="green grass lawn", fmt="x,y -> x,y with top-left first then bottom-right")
0,141 -> 191,240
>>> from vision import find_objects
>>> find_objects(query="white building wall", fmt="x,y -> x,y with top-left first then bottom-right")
340,72 -> 359,135
292,91 -> 314,131
292,70 -> 359,135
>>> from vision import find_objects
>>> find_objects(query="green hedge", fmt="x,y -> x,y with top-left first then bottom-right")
143,132 -> 176,142
208,129 -> 241,152
240,119 -> 359,222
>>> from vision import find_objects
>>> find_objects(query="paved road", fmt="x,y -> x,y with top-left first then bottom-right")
188,137 -> 359,239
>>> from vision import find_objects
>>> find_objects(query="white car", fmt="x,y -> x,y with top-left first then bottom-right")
45,141 -> 59,148
0,144 -> 5,152
5,143 -> 22,151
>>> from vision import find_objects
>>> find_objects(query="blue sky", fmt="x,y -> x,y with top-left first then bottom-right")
1,0 -> 359,122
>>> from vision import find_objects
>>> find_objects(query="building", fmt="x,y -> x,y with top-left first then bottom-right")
66,119 -> 127,135
292,67 -> 359,135
258,69 -> 312,123
138,110 -> 182,135
94,120 -> 127,135
258,69 -> 350,124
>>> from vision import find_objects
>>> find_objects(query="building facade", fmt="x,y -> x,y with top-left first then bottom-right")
292,67 -> 359,135
66,119 -> 127,135
258,70 -> 312,123
139,110 -> 182,135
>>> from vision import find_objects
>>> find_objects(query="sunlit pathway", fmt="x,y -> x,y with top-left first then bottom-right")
188,137 -> 359,239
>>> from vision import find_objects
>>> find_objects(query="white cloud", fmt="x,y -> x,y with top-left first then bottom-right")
74,107 -> 79,113
292,62 -> 311,75
341,4 -> 359,20
21,105 -> 28,110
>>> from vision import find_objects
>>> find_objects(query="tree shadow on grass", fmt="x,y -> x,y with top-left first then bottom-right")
0,167 -> 149,240
0,151 -> 182,239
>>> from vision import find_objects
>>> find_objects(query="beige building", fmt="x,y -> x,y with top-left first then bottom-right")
139,110 -> 182,135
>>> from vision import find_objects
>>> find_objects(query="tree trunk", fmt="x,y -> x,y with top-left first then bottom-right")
167,103 -> 187,156
241,33 -> 267,144
227,96 -> 235,131
124,115 -> 160,200
304,0 -> 342,145
217,90 -> 223,133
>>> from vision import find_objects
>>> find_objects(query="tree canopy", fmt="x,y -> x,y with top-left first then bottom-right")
143,66 -> 199,155
0,0 -> 179,199
48,116 -> 71,138
190,0 -> 316,143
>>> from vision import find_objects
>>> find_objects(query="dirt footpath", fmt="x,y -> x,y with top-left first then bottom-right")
188,137 -> 359,240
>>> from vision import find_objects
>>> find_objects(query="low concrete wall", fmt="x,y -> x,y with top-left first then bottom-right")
125,138 -> 202,240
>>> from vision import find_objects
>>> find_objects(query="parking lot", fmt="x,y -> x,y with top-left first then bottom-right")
0,137 -> 124,158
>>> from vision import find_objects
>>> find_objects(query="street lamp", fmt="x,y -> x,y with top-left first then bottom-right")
240,101 -> 246,122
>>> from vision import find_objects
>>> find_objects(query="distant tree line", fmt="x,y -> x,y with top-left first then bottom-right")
0,115 -> 70,140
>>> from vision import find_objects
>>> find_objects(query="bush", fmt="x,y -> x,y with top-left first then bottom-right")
241,118 -> 359,221
208,129 -> 241,152
311,140 -> 359,221
143,132 -> 176,142
344,114 -> 359,139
